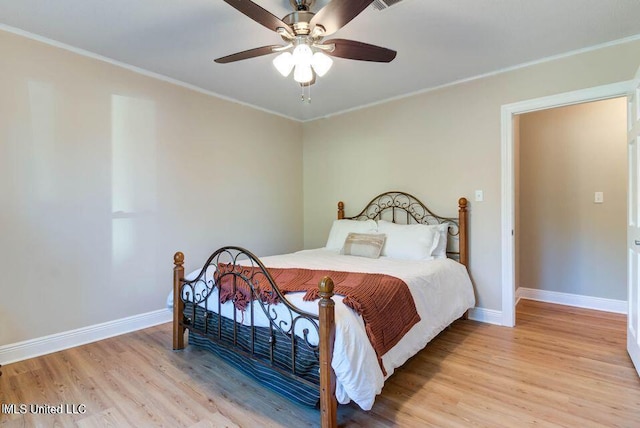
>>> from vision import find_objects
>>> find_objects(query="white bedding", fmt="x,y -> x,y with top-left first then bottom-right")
170,248 -> 475,410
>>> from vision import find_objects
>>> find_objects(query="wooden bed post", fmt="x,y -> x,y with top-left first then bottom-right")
458,198 -> 468,267
337,201 -> 344,220
318,276 -> 337,428
173,251 -> 186,350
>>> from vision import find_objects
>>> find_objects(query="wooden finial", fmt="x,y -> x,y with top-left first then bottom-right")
458,197 -> 468,268
317,274 -> 337,427
174,252 -> 184,266
337,202 -> 344,220
173,251 -> 186,350
319,276 -> 335,298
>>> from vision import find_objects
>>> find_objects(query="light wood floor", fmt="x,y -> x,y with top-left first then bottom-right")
1,300 -> 639,427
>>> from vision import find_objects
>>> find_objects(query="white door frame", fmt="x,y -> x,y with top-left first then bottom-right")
500,80 -> 632,327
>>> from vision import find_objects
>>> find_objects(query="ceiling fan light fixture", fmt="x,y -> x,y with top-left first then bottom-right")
273,52 -> 295,77
292,43 -> 313,64
311,51 -> 333,77
291,42 -> 314,83
216,0 -> 397,93
293,63 -> 313,83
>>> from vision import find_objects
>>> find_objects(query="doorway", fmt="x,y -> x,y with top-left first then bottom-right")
500,81 -> 630,326
515,98 -> 627,316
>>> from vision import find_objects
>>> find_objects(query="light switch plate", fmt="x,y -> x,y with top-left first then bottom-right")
594,191 -> 604,203
475,190 -> 484,202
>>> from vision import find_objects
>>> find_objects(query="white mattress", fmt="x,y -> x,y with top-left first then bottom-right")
170,248 -> 475,410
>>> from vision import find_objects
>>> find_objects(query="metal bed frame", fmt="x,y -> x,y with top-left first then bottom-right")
172,191 -> 469,428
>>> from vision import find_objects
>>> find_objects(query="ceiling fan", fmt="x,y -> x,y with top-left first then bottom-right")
215,0 -> 397,86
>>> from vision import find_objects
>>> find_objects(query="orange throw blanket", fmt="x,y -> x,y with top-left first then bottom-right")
216,265 -> 421,374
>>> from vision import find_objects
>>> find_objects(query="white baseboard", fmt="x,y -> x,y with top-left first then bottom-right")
5,294 -> 621,367
0,309 -> 172,366
516,287 -> 627,314
468,307 -> 503,325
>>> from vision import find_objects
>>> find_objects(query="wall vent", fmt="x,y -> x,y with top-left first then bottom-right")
372,0 -> 404,11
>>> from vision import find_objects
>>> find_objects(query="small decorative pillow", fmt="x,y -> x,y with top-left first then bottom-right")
341,233 -> 386,259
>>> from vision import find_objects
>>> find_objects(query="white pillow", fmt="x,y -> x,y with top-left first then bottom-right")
325,219 -> 377,251
432,222 -> 450,259
377,220 -> 440,261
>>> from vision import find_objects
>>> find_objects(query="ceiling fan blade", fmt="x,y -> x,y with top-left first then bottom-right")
309,0 -> 374,36
223,0 -> 290,33
322,39 -> 397,62
214,45 -> 282,64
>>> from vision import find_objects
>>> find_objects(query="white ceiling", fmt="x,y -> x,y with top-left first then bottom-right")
2,0 -> 640,121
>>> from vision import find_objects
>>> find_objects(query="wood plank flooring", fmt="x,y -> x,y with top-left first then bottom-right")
1,300 -> 638,427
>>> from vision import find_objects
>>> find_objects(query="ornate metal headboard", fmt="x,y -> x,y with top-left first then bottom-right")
337,191 -> 468,266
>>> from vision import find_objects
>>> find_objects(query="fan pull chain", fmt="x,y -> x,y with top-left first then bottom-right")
300,83 -> 311,104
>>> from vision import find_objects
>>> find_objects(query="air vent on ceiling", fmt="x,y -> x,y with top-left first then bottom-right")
371,0 -> 404,11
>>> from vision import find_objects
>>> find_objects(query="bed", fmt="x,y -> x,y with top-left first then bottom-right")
172,191 -> 474,428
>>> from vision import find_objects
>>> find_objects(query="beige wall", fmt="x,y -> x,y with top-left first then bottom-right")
0,31 -> 303,345
518,98 -> 627,300
302,39 -> 640,311
2,30 -> 638,346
